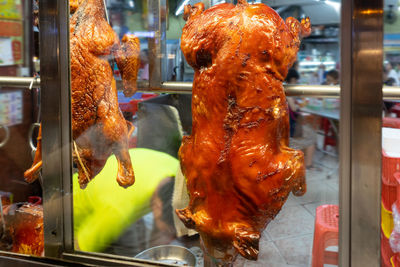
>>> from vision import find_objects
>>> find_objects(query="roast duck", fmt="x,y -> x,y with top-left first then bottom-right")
25,0 -> 140,188
0,203 -> 44,256
176,0 -> 311,263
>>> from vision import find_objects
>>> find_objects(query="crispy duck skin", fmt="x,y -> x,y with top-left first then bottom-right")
70,0 -> 84,13
24,0 -> 140,188
24,125 -> 42,183
114,34 -> 141,97
176,0 -> 311,263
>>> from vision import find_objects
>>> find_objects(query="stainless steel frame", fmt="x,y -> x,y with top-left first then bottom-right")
2,0 -> 386,265
148,0 -> 167,88
339,0 -> 351,265
340,0 -> 383,267
23,0 -> 33,73
39,0 -> 73,258
3,76 -> 400,99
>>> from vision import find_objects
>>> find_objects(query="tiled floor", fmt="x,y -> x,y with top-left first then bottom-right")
138,149 -> 339,267
234,149 -> 339,267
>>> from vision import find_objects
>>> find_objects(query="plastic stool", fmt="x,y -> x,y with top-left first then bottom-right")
391,253 -> 400,267
320,118 -> 337,151
390,104 -> 400,118
383,117 -> 400,129
312,204 -> 339,267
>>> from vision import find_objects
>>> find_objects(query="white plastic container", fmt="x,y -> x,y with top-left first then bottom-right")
382,127 -> 400,157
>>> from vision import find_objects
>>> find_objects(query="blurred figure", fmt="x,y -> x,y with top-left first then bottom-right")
383,66 -> 397,115
324,69 -> 339,85
308,71 -> 320,85
286,67 -> 300,84
385,62 -> 399,86
138,49 -> 149,80
384,65 -> 397,86
73,148 -> 179,255
285,66 -> 316,169
317,63 -> 326,84
285,66 -> 300,137
150,173 -> 200,249
150,176 -> 176,246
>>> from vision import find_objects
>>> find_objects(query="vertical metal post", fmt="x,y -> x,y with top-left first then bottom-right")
148,0 -> 167,88
339,1 -> 351,265
39,0 -> 72,257
340,0 -> 383,266
23,0 -> 34,74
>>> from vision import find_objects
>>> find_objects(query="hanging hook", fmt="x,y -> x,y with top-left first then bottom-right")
29,75 -> 39,91
28,122 -> 41,156
0,125 -> 10,149
102,0 -> 110,24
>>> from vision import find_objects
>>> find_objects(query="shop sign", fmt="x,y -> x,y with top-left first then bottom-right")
0,19 -> 23,65
0,91 -> 23,127
0,0 -> 22,20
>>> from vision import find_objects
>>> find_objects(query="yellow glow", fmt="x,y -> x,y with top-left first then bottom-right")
358,9 -> 383,15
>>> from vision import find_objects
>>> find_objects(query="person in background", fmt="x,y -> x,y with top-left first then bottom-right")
383,66 -> 397,115
308,71 -> 320,85
150,176 -> 176,246
317,63 -> 326,84
324,69 -> 340,85
385,62 -> 400,86
285,66 -> 317,169
396,63 -> 400,81
138,49 -> 149,80
384,66 -> 396,86
148,172 -> 202,251
285,66 -> 300,137
73,148 -> 179,256
286,62 -> 300,84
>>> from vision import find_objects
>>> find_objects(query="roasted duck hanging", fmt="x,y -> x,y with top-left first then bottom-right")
176,0 -> 311,264
25,0 -> 140,188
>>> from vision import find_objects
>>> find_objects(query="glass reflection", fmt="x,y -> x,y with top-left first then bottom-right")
0,0 -> 43,257
73,1 -> 341,267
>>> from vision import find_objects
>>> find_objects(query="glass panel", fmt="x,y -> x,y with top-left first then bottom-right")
165,0 -> 340,266
0,0 -> 43,257
68,0 -> 157,257
382,0 -> 400,266
68,1 -> 341,267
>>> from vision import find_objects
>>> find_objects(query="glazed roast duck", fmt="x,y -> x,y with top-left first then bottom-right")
176,0 -> 311,264
24,0 -> 140,189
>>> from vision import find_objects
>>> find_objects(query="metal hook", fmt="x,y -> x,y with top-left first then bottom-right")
28,123 -> 40,158
0,198 -> 5,239
29,75 -> 39,91
102,0 -> 110,24
0,125 -> 10,149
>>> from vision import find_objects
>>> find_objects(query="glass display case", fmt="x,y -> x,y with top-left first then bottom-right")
0,0 -> 395,266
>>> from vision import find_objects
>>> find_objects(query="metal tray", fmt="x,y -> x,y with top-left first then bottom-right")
135,245 -> 197,266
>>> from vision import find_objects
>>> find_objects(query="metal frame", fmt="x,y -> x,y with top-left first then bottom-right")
39,0 -> 73,258
0,0 -> 387,265
339,0 -> 351,265
3,76 -> 400,99
340,0 -> 383,267
148,0 -> 167,88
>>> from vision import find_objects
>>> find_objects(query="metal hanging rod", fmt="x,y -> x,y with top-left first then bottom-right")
0,76 -> 41,88
1,76 -> 400,99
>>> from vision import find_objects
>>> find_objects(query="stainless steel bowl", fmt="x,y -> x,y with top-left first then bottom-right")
135,245 -> 197,266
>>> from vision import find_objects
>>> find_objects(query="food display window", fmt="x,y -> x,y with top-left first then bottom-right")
0,0 -> 393,266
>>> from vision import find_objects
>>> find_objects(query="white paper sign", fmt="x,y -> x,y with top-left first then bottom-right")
0,38 -> 14,66
0,91 -> 23,126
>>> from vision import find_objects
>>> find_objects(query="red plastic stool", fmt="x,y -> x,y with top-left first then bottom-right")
391,253 -> 400,267
382,228 -> 394,267
390,104 -> 400,118
320,118 -> 337,151
312,204 -> 339,267
383,117 -> 400,129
